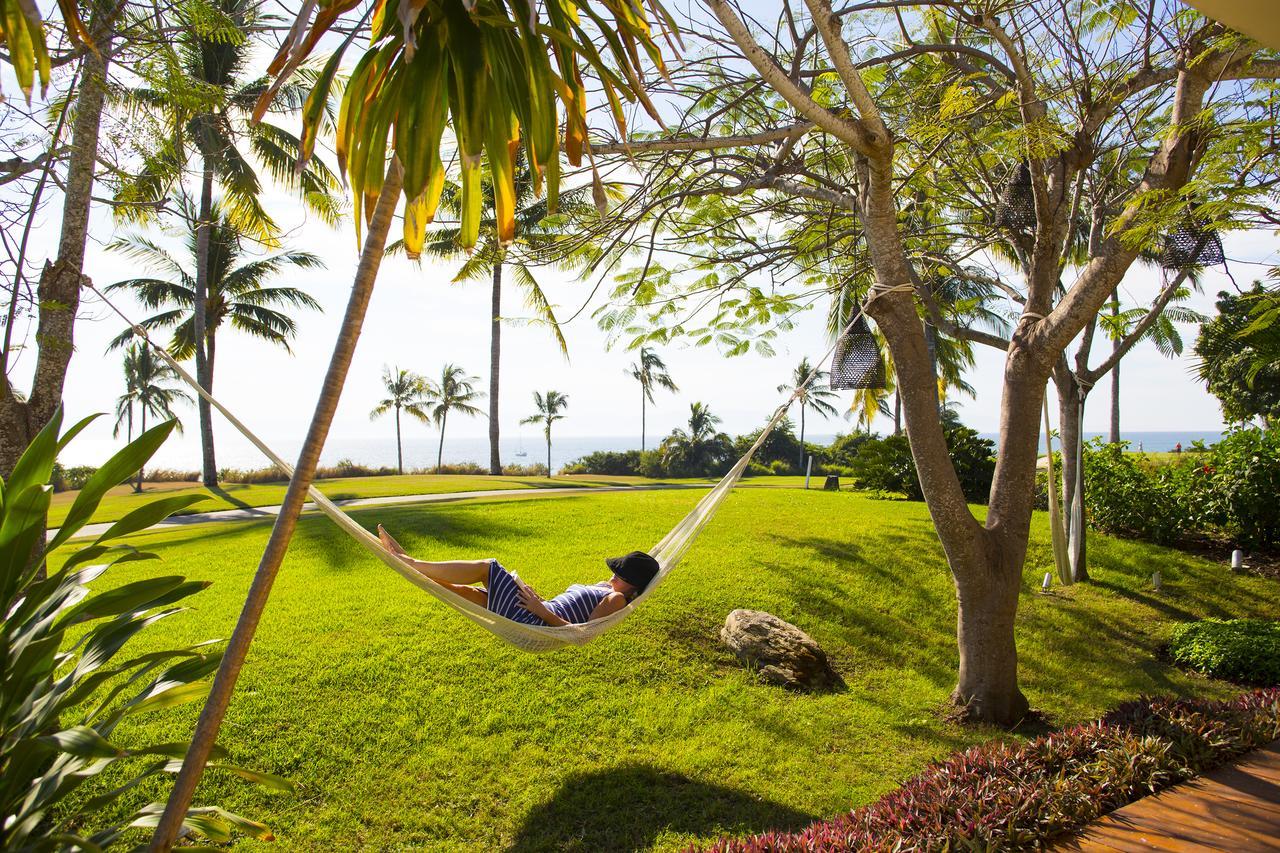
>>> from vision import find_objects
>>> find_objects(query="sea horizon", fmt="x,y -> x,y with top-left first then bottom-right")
61,429 -> 1229,475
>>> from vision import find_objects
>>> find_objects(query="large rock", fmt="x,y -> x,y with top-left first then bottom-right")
720,609 -> 842,692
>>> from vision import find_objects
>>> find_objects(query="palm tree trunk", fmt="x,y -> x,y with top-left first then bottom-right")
641,385 -> 646,453
893,391 -> 902,436
194,164 -> 217,488
149,161 -> 405,852
394,404 -> 402,474
437,410 -> 447,473
546,427 -> 552,478
137,407 -> 147,492
799,403 -> 806,467
128,406 -> 138,492
489,262 -> 502,475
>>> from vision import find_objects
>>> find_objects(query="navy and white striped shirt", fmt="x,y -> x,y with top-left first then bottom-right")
486,560 -> 613,626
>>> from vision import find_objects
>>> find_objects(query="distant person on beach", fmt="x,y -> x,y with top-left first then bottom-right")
376,524 -> 657,627
1175,442 -> 1182,454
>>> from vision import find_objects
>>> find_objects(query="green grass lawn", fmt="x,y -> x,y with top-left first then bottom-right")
49,473 -> 822,529
61,488 -> 1278,850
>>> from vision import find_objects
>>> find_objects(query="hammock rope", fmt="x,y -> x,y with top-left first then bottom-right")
88,281 -> 913,652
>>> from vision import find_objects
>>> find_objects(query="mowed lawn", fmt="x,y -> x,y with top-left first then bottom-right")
61,488 -> 1279,851
49,472 -> 797,528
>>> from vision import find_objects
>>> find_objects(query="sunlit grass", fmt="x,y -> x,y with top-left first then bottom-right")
50,472 -> 801,528
65,488 -> 1278,850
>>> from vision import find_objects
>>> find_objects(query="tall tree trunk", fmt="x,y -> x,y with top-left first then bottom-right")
0,24 -> 116,476
436,410 -> 447,472
194,164 -> 217,487
798,403 -> 806,467
137,407 -> 147,492
149,161 -> 405,851
128,406 -> 138,492
893,391 -> 902,436
394,404 -> 402,474
1055,368 -> 1090,583
489,262 -> 502,475
546,428 -> 552,478
641,385 -> 647,453
1109,295 -> 1121,444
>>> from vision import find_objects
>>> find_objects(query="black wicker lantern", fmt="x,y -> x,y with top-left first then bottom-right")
829,313 -> 885,390
1160,220 -> 1224,270
995,162 -> 1037,232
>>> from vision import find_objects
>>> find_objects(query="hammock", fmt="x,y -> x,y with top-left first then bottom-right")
90,283 -> 912,652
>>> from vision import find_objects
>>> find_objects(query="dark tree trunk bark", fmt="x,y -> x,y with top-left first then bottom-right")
0,24 -> 115,476
953,566 -> 1028,723
546,428 -> 552,478
489,262 -> 502,475
194,165 -> 217,487
893,391 -> 901,436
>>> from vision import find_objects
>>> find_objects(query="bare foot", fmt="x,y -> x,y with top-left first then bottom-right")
377,524 -> 407,556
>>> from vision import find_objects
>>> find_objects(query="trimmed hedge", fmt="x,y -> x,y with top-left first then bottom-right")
1170,620 -> 1280,686
695,690 -> 1280,852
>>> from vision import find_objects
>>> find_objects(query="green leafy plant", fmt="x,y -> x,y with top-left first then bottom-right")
1,409 -> 289,849
1170,620 -> 1280,686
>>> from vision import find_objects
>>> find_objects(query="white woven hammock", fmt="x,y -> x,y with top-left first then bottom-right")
91,283 -> 909,652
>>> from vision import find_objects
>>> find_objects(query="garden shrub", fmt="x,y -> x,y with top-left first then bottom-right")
563,450 -> 642,475
848,421 -> 995,503
1082,440 -> 1190,544
3,411 -> 284,848
825,431 -> 875,468
1169,620 -> 1280,686
1198,427 -> 1280,550
501,462 -> 549,476
697,690 -> 1280,852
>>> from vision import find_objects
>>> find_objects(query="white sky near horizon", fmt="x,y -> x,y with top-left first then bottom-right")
3,5 -> 1276,471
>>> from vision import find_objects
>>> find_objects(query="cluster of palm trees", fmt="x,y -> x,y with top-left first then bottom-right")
371,365 -> 484,474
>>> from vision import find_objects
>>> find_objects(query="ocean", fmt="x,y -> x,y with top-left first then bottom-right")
61,429 -> 1228,475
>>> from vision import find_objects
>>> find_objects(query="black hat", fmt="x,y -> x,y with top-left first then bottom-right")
605,551 -> 659,592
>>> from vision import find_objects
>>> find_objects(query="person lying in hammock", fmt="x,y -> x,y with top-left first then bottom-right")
377,525 -> 659,627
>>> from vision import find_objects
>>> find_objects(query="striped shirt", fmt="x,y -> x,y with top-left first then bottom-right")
485,560 -> 613,626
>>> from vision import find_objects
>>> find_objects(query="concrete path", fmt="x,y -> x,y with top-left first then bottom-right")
51,483 -> 713,542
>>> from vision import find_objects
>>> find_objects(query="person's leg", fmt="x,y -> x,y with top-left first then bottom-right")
410,559 -> 492,586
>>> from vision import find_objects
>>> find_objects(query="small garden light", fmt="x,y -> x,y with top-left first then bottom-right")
1042,572 -> 1052,593
1231,550 -> 1243,572
1152,571 -> 1163,592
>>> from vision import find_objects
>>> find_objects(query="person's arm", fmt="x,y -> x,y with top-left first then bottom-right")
515,581 -> 570,627
587,592 -> 629,622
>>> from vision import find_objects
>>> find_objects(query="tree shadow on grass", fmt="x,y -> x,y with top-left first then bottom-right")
206,484 -> 256,511
507,764 -> 816,853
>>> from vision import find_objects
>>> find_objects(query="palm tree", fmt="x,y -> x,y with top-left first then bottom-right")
112,343 -> 191,492
423,364 -> 485,473
520,390 -> 569,477
407,157 -> 600,475
106,205 -> 323,485
370,367 -> 432,475
112,0 -> 341,488
629,347 -> 678,452
776,358 -> 841,466
661,402 -> 733,476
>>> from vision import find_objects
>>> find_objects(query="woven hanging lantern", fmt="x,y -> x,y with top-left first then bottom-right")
829,313 -> 886,390
996,162 -> 1037,231
1160,220 -> 1224,270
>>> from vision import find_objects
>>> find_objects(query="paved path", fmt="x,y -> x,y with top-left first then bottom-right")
51,483 -> 714,542
1061,740 -> 1280,851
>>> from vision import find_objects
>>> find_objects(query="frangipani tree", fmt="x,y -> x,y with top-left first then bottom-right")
586,1 -> 1280,724
150,0 -> 675,846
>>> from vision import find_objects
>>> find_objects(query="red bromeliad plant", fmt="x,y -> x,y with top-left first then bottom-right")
697,690 -> 1280,852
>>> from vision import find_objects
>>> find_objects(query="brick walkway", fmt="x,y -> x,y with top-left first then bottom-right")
1061,740 -> 1280,851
